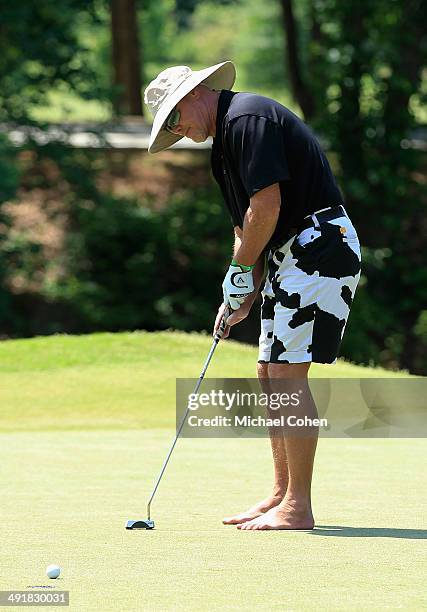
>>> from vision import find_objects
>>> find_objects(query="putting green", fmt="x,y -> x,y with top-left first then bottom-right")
1,431 -> 425,611
0,332 -> 425,610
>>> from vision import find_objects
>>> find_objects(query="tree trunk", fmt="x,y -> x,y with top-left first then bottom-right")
111,0 -> 143,117
279,0 -> 315,120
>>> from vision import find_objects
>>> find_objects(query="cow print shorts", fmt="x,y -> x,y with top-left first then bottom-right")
259,208 -> 361,364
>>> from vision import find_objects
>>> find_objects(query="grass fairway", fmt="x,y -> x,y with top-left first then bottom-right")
1,332 -> 425,611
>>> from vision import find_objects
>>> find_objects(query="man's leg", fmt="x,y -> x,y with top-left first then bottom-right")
238,361 -> 317,530
222,361 -> 289,524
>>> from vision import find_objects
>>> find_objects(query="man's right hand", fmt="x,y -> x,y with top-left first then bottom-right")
213,301 -> 252,339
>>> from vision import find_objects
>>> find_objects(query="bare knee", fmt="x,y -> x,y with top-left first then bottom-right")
257,362 -> 269,379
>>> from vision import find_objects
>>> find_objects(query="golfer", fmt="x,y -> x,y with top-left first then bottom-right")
144,61 -> 361,530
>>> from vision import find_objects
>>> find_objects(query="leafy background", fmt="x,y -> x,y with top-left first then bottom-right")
0,0 -> 426,374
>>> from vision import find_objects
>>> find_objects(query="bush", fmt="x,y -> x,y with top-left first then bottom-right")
45,182 -> 232,333
0,135 -> 22,332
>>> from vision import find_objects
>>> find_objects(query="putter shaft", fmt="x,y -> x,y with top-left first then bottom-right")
146,306 -> 230,521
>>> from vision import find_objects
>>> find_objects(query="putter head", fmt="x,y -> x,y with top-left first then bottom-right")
125,519 -> 155,530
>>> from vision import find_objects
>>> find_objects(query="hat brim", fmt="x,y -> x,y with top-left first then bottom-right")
147,61 -> 236,154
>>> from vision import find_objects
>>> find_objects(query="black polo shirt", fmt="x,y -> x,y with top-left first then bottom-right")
211,90 -> 343,249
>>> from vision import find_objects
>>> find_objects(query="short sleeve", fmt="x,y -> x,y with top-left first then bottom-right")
226,116 -> 291,198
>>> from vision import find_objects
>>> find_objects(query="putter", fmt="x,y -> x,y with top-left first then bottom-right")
126,305 -> 231,530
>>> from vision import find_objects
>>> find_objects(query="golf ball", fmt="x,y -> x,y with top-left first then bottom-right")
46,564 -> 61,579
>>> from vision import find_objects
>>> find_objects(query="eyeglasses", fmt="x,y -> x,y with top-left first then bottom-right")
165,107 -> 181,133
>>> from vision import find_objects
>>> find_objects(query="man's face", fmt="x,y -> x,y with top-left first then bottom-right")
166,89 -> 210,143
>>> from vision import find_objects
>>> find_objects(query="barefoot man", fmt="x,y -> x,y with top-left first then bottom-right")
144,61 -> 361,530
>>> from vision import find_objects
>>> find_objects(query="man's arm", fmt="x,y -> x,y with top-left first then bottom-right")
222,182 -> 279,313
233,183 -> 281,267
233,225 -> 265,309
216,183 -> 280,335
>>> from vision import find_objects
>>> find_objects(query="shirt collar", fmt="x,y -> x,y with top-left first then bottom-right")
213,89 -> 236,150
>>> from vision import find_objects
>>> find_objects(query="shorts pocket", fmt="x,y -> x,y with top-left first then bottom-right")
295,226 -> 322,248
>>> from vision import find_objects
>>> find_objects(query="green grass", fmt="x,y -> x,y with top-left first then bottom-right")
0,332 -> 424,611
30,89 -> 111,123
1,431 -> 425,611
0,331 -> 408,432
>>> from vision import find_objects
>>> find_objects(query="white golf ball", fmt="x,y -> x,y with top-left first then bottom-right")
46,564 -> 61,579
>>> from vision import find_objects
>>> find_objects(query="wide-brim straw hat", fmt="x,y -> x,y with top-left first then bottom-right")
144,61 -> 236,154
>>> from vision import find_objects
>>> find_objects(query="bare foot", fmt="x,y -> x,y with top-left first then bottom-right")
237,500 -> 314,530
222,495 -> 283,525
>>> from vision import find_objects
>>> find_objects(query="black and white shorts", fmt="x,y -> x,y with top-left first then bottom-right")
259,205 -> 361,364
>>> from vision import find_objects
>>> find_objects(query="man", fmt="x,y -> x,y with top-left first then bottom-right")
144,61 -> 361,530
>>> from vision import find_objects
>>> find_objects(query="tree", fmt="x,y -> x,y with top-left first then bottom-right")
279,0 -> 427,373
111,0 -> 143,116
278,0 -> 315,119
0,1 -> 102,123
0,1 -> 104,334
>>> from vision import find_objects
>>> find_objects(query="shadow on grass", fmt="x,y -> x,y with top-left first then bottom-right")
312,526 -> 426,539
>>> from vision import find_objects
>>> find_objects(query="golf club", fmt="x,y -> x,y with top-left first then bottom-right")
126,304 -> 231,530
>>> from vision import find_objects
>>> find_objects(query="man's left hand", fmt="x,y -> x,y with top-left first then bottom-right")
222,262 -> 255,310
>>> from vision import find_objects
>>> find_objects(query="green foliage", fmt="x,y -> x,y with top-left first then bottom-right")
231,0 -> 286,92
141,0 -> 178,66
51,186 -> 231,333
0,0 -> 425,375
12,145 -> 232,335
301,0 -> 427,373
173,0 -> 238,29
0,135 -> 21,329
0,1 -> 108,332
144,0 -> 291,106
0,136 -> 20,203
0,0 -> 105,122
168,2 -> 235,67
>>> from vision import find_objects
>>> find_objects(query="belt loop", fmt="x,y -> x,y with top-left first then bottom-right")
311,213 -> 321,230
